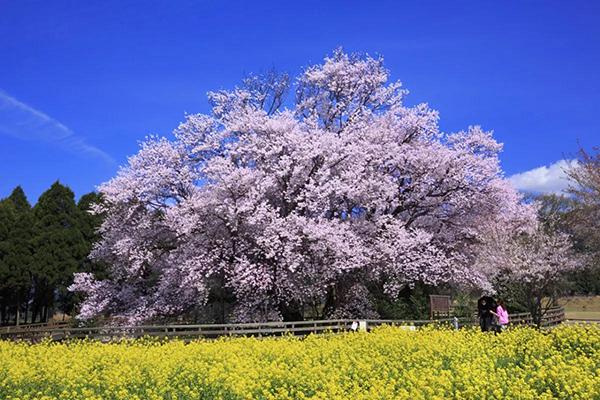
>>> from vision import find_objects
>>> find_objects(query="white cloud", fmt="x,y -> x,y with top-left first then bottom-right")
509,159 -> 578,194
0,90 -> 115,165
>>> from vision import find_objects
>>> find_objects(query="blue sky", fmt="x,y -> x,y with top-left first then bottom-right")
1,1 -> 598,202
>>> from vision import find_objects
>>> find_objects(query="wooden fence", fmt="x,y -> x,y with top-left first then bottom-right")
365,307 -> 565,330
0,307 -> 566,342
0,321 -> 70,335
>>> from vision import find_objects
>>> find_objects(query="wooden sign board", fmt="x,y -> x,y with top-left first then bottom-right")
429,295 -> 451,319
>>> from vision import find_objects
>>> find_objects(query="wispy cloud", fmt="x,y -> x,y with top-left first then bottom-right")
0,90 -> 115,165
509,159 -> 578,194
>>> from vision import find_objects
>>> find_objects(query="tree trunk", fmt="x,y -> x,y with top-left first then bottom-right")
32,305 -> 38,323
531,295 -> 543,328
221,271 -> 226,324
322,286 -> 337,318
280,300 -> 303,322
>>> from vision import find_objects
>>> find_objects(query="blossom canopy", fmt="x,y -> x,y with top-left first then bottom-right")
71,50 -> 536,324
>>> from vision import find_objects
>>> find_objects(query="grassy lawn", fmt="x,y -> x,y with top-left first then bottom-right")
558,295 -> 600,320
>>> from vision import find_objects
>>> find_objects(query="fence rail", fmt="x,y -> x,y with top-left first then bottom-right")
564,318 -> 600,324
0,321 -> 70,334
0,307 -> 566,342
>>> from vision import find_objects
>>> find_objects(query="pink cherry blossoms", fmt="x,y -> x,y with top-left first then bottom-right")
71,50 -> 537,324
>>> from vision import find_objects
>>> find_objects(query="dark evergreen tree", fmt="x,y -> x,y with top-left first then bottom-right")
72,191 -> 108,315
4,187 -> 34,324
77,192 -> 105,273
0,200 -> 17,324
0,185 -> 108,325
31,182 -> 87,322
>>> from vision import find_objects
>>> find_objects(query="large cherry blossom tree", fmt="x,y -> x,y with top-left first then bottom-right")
71,50 -> 535,324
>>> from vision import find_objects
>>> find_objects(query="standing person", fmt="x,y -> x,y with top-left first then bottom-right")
490,300 -> 509,333
477,296 -> 496,332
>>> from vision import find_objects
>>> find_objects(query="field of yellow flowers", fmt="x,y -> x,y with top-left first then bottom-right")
0,325 -> 599,400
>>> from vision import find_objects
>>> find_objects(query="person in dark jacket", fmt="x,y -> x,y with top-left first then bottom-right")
477,295 -> 497,332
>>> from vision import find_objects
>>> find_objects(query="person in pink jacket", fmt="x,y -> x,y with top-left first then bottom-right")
490,299 -> 509,332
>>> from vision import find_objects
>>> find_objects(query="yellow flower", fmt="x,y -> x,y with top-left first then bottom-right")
0,325 -> 598,399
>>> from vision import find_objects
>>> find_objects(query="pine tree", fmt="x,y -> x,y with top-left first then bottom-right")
31,182 -> 86,322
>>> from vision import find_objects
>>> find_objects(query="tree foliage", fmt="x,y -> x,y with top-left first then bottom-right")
31,182 -> 88,319
521,149 -> 600,297
0,187 -> 33,324
565,147 -> 600,293
0,184 -> 103,324
480,221 -> 580,326
71,50 -> 535,324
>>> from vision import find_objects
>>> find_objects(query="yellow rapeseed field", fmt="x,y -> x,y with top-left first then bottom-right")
0,325 -> 599,400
